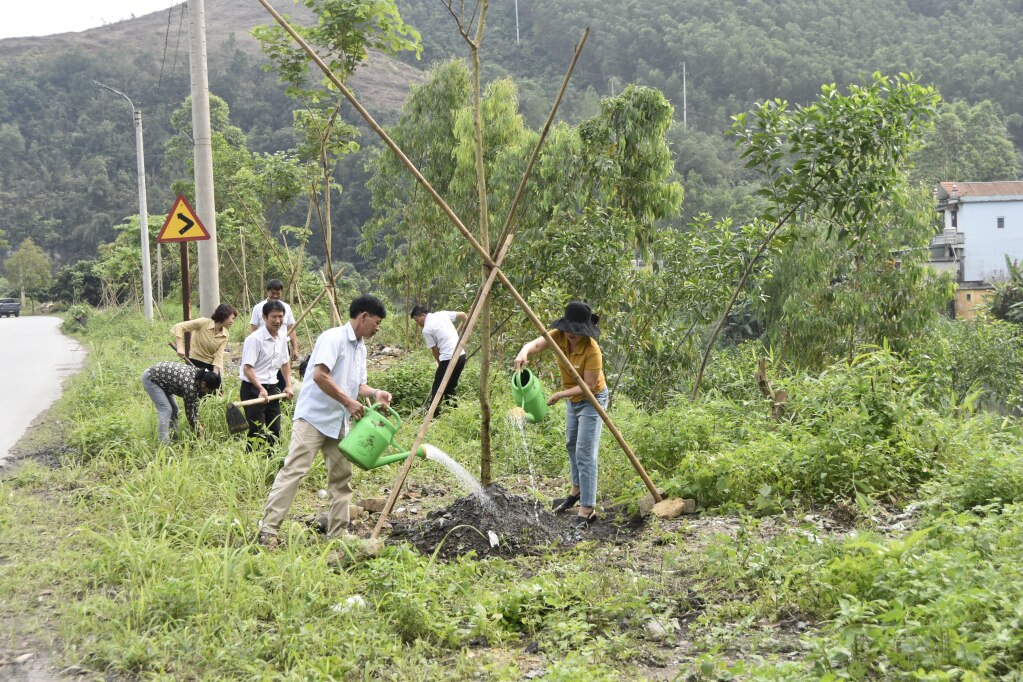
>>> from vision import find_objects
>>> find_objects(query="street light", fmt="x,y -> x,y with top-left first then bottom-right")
93,80 -> 154,322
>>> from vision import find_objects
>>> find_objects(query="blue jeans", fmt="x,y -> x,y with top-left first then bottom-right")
564,388 -> 608,508
142,368 -> 178,444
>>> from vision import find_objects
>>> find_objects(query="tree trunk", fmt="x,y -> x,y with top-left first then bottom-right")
470,4 -> 492,486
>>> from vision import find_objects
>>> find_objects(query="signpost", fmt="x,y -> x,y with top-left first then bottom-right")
157,194 -> 211,356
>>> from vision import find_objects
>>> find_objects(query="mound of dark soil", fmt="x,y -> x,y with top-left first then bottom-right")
389,484 -> 645,560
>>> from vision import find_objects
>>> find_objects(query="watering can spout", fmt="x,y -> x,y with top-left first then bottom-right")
374,446 -> 427,469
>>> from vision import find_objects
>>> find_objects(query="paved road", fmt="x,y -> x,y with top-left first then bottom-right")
0,316 -> 86,465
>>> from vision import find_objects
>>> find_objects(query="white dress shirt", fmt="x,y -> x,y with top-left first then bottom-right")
239,325 -> 290,385
294,322 -> 366,438
250,299 -> 296,329
422,311 -> 465,362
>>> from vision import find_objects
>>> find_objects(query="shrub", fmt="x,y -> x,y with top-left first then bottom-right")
62,304 -> 92,334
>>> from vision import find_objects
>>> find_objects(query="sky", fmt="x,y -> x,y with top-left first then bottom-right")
1,1 -> 180,40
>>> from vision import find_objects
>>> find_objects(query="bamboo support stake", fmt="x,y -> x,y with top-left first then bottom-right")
291,267 -> 346,332
255,2 -> 662,532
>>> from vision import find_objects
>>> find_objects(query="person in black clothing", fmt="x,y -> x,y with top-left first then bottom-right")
141,362 -> 221,444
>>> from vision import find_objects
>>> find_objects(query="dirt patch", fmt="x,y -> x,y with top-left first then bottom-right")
388,484 -> 646,560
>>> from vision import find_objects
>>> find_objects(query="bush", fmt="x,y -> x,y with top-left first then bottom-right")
909,316 -> 1023,415
647,346 -> 957,508
61,304 -> 92,334
922,421 -> 1023,511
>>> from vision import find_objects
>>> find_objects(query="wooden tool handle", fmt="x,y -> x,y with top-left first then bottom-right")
168,342 -> 193,365
233,392 -> 290,408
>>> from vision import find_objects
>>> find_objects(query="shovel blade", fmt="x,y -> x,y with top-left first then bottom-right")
226,403 -> 249,434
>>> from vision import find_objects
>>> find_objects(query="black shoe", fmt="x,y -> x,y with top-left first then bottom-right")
572,512 -> 597,529
552,493 -> 580,513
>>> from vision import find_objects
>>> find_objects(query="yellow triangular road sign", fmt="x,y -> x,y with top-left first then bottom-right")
157,194 -> 211,243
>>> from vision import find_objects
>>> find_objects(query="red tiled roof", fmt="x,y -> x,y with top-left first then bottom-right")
938,181 -> 1023,198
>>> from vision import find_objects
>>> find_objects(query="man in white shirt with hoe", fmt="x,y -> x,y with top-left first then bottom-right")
411,304 -> 468,414
239,300 -> 293,452
249,278 -> 298,389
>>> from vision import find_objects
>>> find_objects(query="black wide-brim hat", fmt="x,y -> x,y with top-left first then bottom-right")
550,301 -> 600,339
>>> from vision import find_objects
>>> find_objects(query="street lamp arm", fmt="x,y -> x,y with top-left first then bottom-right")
93,80 -> 136,114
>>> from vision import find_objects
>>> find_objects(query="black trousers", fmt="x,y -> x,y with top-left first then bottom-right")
429,354 -> 467,413
188,358 -> 215,373
240,381 -> 282,452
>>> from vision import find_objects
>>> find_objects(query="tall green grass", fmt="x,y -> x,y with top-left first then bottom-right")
5,309 -> 1023,678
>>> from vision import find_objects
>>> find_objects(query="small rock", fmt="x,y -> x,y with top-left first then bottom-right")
524,669 -> 545,679
644,619 -> 671,641
487,530 -> 499,547
14,653 -> 35,664
61,665 -> 89,676
652,498 -> 696,519
359,497 -> 389,513
524,641 -> 540,654
637,489 -> 666,517
350,504 -> 365,519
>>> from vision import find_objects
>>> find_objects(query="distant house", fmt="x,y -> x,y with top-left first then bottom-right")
931,181 -> 1023,318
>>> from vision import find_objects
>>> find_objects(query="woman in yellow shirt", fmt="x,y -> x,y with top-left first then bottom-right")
171,303 -> 238,374
514,301 -> 607,529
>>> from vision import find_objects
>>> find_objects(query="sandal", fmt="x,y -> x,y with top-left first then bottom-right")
572,512 -> 598,529
552,493 -> 580,513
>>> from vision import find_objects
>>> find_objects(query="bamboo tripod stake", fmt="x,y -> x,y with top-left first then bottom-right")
255,1 -> 662,540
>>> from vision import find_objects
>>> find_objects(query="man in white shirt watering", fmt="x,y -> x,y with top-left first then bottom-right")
411,304 -> 468,414
258,294 -> 392,549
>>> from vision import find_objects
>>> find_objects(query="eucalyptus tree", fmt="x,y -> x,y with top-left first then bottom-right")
691,73 -> 942,396
255,0 -> 422,319
757,187 -> 955,368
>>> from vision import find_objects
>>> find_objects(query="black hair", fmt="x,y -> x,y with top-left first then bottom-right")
350,294 -> 387,319
211,303 -> 237,323
266,278 -> 284,292
262,299 -> 286,318
410,304 -> 429,318
198,369 -> 221,391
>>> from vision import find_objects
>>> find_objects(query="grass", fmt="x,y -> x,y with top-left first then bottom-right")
4,309 -> 1023,679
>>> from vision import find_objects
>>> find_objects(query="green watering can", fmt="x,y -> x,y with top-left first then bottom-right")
338,403 -> 426,471
511,369 -> 548,423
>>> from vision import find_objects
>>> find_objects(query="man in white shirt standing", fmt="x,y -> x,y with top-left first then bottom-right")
258,294 -> 393,549
411,304 -> 468,414
240,300 -> 293,452
249,279 -> 299,389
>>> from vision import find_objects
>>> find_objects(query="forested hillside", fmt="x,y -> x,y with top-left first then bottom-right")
0,0 -> 419,270
397,0 -> 1023,140
2,0 -> 1022,281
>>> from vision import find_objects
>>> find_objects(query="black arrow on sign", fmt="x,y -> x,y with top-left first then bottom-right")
177,213 -> 194,235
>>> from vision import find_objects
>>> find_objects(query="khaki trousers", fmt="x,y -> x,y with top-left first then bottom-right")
260,418 -> 353,537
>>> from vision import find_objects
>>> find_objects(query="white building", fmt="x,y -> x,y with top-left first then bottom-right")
933,181 -> 1023,283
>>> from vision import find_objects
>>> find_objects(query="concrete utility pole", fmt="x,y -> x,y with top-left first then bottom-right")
682,61 -> 688,129
94,81 -> 154,322
187,0 -> 220,315
513,0 -> 520,44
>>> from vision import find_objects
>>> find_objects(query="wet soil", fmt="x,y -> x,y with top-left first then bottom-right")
389,484 -> 646,560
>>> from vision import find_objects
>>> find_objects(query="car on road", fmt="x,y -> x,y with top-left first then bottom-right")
0,298 -> 21,317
